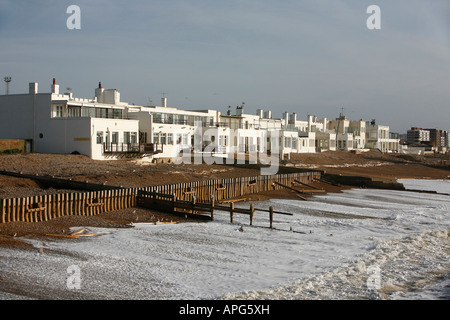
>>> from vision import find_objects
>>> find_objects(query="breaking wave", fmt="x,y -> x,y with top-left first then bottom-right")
223,229 -> 450,300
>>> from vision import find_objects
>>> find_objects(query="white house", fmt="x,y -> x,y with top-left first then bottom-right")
127,104 -> 231,162
327,116 -> 366,151
283,112 -> 316,154
0,79 -> 145,160
366,120 -> 399,153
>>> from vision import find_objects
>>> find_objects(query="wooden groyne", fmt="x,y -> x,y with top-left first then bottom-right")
0,170 -> 121,191
321,173 -> 406,190
0,171 -> 321,224
136,171 -> 321,203
137,190 -> 294,228
0,189 -> 136,223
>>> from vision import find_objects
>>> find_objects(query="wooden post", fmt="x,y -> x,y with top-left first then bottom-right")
77,192 -> 82,216
23,197 -> 29,222
106,190 -> 111,213
1,198 -> 5,223
55,194 -> 60,218
63,193 -> 69,217
269,206 -> 274,229
210,195 -> 215,221
69,193 -> 74,216
6,199 -> 11,223
230,202 -> 234,223
249,203 -> 254,226
20,198 -> 26,222
43,195 -> 48,221
11,198 -> 16,222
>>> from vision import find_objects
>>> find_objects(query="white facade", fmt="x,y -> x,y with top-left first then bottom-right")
0,79 -> 403,161
327,117 -> 366,151
0,80 -> 139,160
366,122 -> 399,153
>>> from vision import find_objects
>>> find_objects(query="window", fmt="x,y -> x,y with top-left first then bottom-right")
285,137 -> 291,148
68,106 -> 81,117
113,109 -> 122,119
176,133 -> 182,144
219,135 -> 228,146
160,133 -> 166,145
131,132 -> 137,144
81,107 -> 96,117
112,132 -> 118,144
55,105 -> 64,117
153,113 -> 162,123
96,131 -> 103,144
96,108 -> 106,118
167,133 -> 173,145
123,132 -> 130,144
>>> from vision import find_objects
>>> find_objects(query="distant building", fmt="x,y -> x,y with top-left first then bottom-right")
406,127 -> 430,145
366,120 -> 399,153
424,128 -> 442,147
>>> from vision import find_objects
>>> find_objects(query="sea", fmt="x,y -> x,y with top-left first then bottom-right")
0,179 -> 448,301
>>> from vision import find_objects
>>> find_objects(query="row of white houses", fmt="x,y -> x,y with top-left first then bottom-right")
0,79 -> 400,161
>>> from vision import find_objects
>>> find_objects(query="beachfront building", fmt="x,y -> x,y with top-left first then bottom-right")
327,116 -> 367,151
304,115 -> 336,152
0,79 -> 149,160
127,103 -> 226,160
219,108 -> 317,160
366,120 -> 400,153
282,112 -> 316,154
0,78 -> 404,161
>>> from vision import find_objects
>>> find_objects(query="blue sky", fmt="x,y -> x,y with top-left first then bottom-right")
1,0 -> 449,133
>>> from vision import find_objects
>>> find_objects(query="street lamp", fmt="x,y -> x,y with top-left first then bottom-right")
4,76 -> 11,95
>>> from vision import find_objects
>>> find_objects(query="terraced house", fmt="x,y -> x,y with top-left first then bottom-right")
0,78 -> 400,161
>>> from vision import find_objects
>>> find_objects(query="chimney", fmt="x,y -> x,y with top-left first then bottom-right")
283,112 -> 289,127
29,82 -> 38,94
289,112 -> 297,124
161,97 -> 167,108
95,82 -> 105,103
51,78 -> 59,94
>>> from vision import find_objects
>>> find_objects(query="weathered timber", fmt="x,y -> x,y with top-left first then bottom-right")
273,181 -> 308,200
294,179 -> 323,190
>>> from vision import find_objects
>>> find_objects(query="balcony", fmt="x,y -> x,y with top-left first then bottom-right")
103,143 -> 163,156
203,122 -> 229,128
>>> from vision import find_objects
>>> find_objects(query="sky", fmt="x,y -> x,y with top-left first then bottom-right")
0,0 -> 449,133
